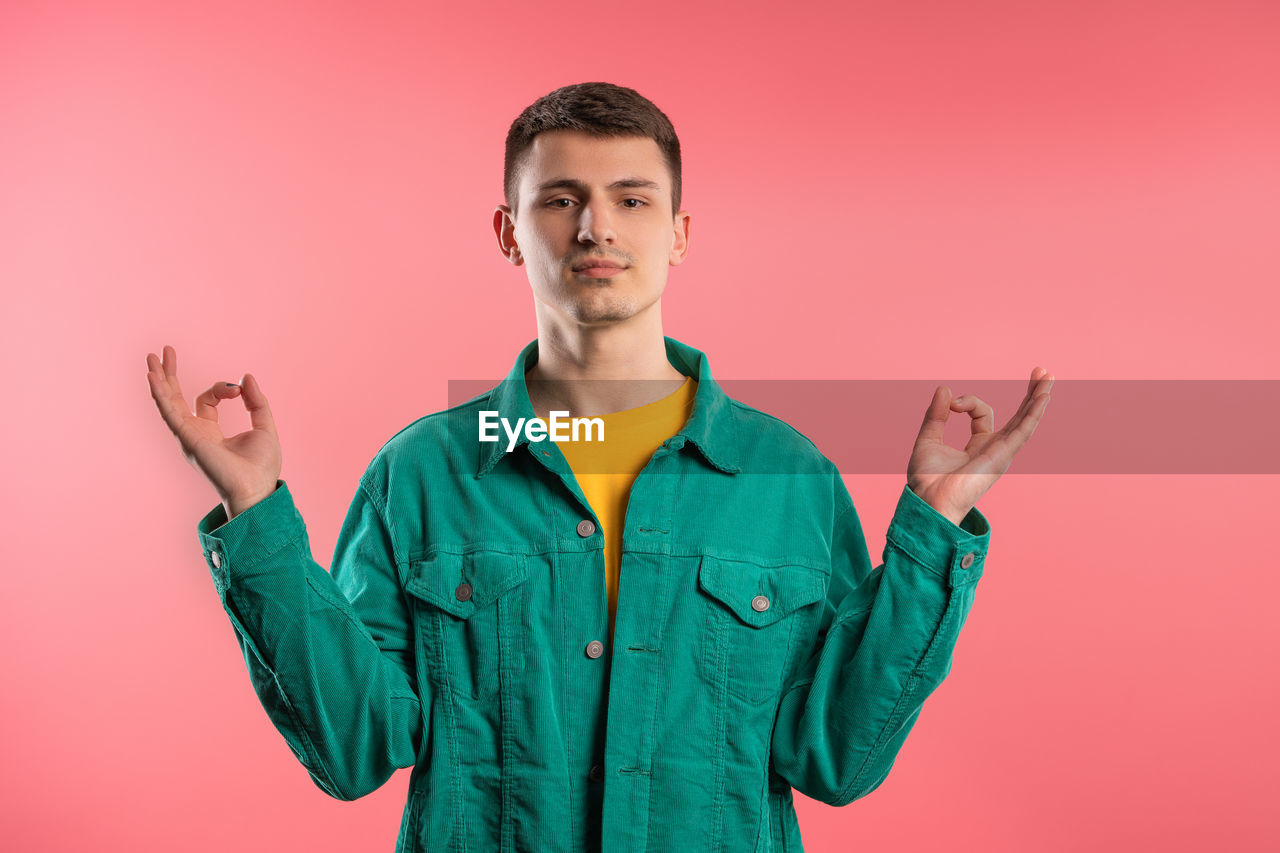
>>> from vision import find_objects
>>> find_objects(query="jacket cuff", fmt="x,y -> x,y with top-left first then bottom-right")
884,483 -> 991,588
195,480 -> 303,596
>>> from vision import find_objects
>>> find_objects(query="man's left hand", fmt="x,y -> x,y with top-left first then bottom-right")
906,367 -> 1054,526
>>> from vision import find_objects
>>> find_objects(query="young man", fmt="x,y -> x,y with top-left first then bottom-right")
146,82 -> 1051,852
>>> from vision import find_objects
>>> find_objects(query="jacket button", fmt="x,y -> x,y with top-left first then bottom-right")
455,582 -> 473,602
577,519 -> 596,537
752,595 -> 770,612
960,552 -> 975,569
210,551 -> 221,569
585,640 -> 604,659
589,764 -> 604,782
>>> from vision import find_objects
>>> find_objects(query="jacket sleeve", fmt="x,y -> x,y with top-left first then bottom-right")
769,479 -> 990,807
195,474 -> 424,801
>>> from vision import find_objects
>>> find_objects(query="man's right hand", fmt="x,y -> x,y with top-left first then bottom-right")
146,344 -> 283,520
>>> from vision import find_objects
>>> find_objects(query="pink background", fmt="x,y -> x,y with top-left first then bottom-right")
3,0 -> 1278,850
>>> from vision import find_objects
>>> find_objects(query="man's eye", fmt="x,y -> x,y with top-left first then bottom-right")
622,199 -> 647,208
548,198 -> 574,208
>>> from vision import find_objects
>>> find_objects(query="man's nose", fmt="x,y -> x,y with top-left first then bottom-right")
577,200 -> 617,245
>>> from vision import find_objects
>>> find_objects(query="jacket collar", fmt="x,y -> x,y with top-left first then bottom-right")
476,336 -> 741,477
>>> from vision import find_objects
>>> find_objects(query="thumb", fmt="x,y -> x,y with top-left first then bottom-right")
916,385 -> 952,444
238,373 -> 277,433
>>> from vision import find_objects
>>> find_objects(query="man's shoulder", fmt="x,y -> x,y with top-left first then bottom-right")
361,391 -> 494,481
724,397 -> 839,476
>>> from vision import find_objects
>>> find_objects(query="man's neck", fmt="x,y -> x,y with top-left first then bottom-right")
525,308 -> 687,419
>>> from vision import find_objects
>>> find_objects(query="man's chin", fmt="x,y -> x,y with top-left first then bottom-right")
568,308 -> 638,325
559,293 -> 642,325
534,287 -> 654,325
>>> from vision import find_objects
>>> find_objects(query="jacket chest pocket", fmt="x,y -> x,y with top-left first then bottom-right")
405,550 -> 529,701
697,554 -> 828,704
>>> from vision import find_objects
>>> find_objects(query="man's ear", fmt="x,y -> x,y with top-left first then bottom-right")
493,205 -> 523,266
669,210 -> 691,266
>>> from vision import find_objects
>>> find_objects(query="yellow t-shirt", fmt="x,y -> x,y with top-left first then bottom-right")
558,376 -> 697,648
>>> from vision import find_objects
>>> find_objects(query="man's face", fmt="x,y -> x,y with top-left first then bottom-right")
494,130 -> 690,326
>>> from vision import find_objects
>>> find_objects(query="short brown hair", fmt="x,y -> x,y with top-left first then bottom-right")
504,82 -> 682,218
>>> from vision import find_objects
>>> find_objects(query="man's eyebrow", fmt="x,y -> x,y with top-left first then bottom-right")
535,177 -> 662,193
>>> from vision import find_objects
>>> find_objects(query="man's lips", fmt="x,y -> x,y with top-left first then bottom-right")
572,258 -> 626,272
572,259 -> 627,277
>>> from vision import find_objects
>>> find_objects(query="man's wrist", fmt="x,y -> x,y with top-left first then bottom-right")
223,485 -> 277,521
907,483 -> 969,527
935,505 -> 968,527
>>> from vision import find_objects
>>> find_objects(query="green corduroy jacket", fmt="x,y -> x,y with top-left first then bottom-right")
196,336 -> 991,852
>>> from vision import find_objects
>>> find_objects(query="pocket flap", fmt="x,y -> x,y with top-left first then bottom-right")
405,551 -> 527,619
697,555 -> 827,628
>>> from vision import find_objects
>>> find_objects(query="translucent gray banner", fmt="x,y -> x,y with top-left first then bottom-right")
445,379 -> 1280,474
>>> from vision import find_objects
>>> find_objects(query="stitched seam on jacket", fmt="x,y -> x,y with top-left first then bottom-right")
304,572 -> 376,642
840,584 -> 961,803
883,532 -> 950,580
556,551 -> 579,851
644,557 -> 680,852
220,529 -> 309,678
913,586 -> 964,676
396,790 -> 423,851
221,579 -> 340,798
222,528 -> 307,601
500,592 -> 516,851
712,611 -> 728,851
210,490 -> 309,574
268,661 -> 347,799
827,605 -> 872,633
359,475 -> 397,550
271,536 -> 355,800
440,669 -> 466,852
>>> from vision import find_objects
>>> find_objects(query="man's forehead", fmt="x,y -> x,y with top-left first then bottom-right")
521,131 -> 665,186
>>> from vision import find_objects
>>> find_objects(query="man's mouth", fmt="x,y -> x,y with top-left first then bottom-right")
572,258 -> 627,277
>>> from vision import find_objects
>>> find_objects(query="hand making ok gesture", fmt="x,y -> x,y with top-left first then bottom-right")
145,344 -> 282,519
906,367 -> 1054,525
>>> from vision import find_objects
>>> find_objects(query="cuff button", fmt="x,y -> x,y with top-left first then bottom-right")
210,551 -> 221,569
960,552 -> 975,569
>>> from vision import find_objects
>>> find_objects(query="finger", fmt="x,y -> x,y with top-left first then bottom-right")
950,394 -> 994,434
194,381 -> 242,422
996,390 -> 1051,451
152,345 -> 188,405
1010,391 -> 1051,444
915,385 -> 952,445
1005,370 -> 1053,433
146,359 -> 189,433
147,350 -> 195,427
1027,371 -> 1054,414
1027,366 -> 1048,397
1001,384 -> 1040,436
238,373 -> 278,434
1031,368 -> 1053,398
1019,368 -> 1046,407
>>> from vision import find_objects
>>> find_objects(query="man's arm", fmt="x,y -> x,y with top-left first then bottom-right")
196,473 -> 424,801
769,479 -> 989,806
771,368 -> 1047,804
